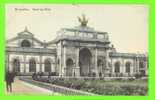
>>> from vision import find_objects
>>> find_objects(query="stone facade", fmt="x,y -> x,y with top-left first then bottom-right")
6,18 -> 148,78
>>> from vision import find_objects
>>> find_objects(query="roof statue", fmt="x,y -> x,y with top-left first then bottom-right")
24,26 -> 28,32
77,14 -> 88,27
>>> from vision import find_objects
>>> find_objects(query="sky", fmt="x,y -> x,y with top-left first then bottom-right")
6,4 -> 148,53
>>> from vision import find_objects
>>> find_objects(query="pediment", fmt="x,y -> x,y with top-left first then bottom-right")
7,28 -> 44,48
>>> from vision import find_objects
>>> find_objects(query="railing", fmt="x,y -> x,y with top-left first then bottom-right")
57,27 -> 110,43
109,52 -> 147,58
59,35 -> 109,43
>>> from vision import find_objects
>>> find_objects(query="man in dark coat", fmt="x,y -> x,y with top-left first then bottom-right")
5,71 -> 15,92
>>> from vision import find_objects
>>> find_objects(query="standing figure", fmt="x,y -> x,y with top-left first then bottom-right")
5,71 -> 15,92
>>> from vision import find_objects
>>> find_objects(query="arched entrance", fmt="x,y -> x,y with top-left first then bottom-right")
29,58 -> 36,72
139,61 -> 145,76
44,59 -> 51,72
97,59 -> 106,77
12,59 -> 20,73
114,61 -> 120,73
125,62 -> 131,73
79,48 -> 92,76
66,58 -> 74,76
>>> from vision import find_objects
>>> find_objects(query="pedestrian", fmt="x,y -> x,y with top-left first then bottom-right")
5,71 -> 15,92
48,72 -> 52,79
32,72 -> 37,80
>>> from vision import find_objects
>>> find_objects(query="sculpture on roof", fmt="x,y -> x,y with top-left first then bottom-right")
77,14 -> 88,27
24,26 -> 28,32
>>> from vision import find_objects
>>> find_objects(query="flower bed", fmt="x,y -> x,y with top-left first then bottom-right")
32,76 -> 147,96
37,78 -> 147,95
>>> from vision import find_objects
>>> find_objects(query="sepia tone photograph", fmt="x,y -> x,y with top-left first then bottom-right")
5,4 -> 148,95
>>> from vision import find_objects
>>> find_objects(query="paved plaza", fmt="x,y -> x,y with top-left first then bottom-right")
5,78 -> 61,95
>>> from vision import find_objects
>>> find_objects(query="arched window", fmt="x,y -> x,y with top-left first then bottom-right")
12,59 -> 20,72
139,61 -> 144,68
29,59 -> 36,72
44,59 -> 51,72
125,62 -> 131,73
21,40 -> 31,47
114,61 -> 120,73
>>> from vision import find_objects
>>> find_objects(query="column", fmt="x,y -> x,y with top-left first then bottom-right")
137,58 -> 140,73
25,56 -> 29,73
111,59 -> 115,76
63,46 -> 66,76
105,50 -> 109,76
54,55 -> 57,73
130,62 -> 134,76
59,41 -> 62,77
9,55 -> 13,72
95,48 -> 99,77
23,54 -> 26,73
133,58 -> 136,75
75,47 -> 80,77
104,50 -> 110,76
7,54 -> 10,72
76,48 -> 79,68
145,59 -> 148,76
121,59 -> 125,76
39,55 -> 42,72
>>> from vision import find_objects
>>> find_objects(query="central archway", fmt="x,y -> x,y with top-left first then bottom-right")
79,48 -> 92,76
